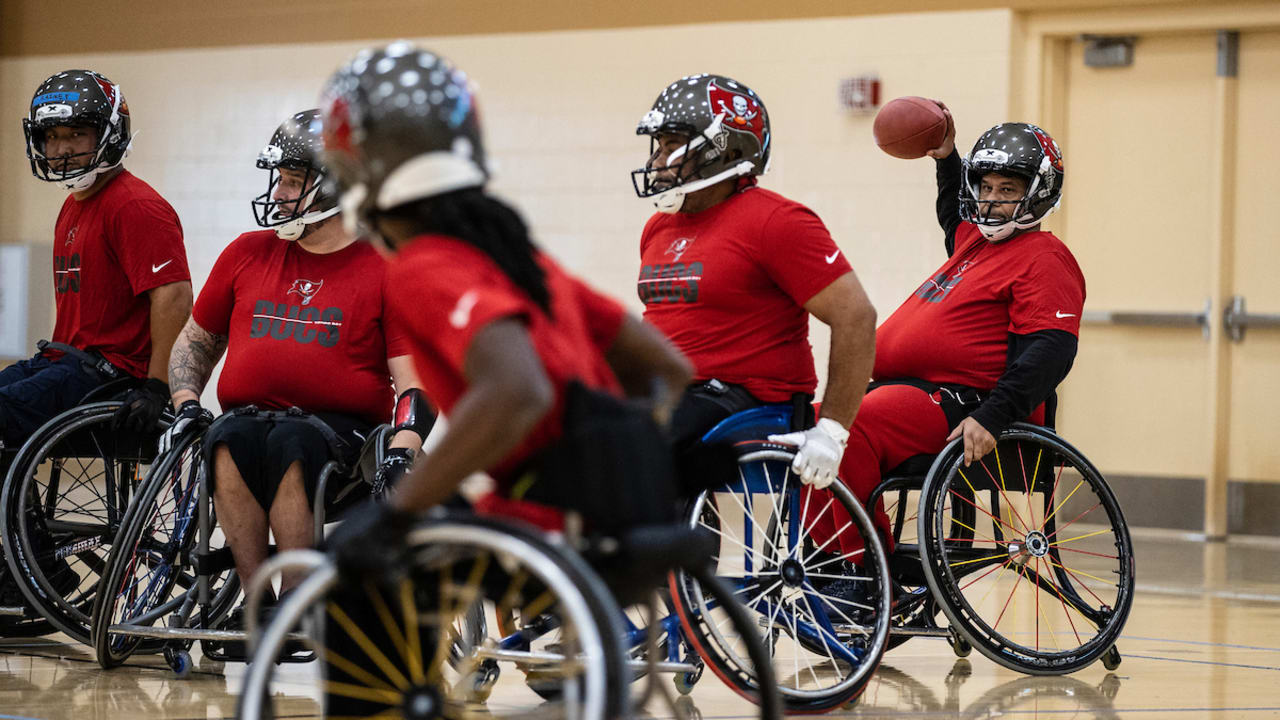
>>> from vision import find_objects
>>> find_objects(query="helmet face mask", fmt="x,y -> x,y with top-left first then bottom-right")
251,110 -> 339,240
632,74 -> 770,214
25,69 -> 132,191
959,123 -> 1064,242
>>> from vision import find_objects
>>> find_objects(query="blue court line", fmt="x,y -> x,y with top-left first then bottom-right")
1122,634 -> 1280,653
0,715 -> 47,720
1125,652 -> 1280,672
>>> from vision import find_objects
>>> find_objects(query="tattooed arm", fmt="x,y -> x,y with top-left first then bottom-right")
169,318 -> 229,406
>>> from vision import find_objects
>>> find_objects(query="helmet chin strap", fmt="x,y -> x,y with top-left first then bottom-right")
652,160 -> 754,214
275,179 -> 340,240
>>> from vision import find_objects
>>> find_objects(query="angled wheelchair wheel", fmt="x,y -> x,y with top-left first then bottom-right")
918,423 -> 1135,674
675,444 -> 892,712
92,426 -> 238,667
1,401 -> 166,644
237,514 -> 630,720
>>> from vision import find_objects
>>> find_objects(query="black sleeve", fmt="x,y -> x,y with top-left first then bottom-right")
969,329 -> 1077,437
935,149 -> 963,257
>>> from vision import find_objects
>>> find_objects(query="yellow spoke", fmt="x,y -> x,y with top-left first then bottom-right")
321,647 -> 400,696
366,579 -> 411,674
957,468 -> 1021,537
975,559 -> 1016,610
1045,557 -> 1111,585
1033,558 -> 1062,652
522,590 -> 557,621
495,570 -> 530,627
1051,527 -> 1111,547
323,679 -> 402,705
400,577 -> 425,685
327,601 -> 410,690
948,552 -> 1009,568
1041,478 -> 1086,529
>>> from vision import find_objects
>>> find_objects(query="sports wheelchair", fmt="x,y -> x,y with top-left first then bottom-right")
235,507 -> 786,718
0,374 -> 166,643
868,421 -> 1135,674
89,407 -> 392,675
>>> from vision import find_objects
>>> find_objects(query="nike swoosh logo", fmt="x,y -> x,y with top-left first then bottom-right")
1055,311 -> 1076,318
825,251 -> 840,264
151,260 -> 173,273
449,290 -> 480,329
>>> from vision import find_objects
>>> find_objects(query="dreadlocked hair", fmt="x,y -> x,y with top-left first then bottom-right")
388,188 -> 551,313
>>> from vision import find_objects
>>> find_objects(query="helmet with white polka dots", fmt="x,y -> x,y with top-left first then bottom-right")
24,69 -> 132,192
319,41 -> 487,238
960,122 -> 1065,242
631,74 -> 771,214
251,109 -> 339,240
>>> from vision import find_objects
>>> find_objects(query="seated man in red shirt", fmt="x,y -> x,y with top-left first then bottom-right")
314,45 -> 695,716
811,104 -> 1085,572
163,110 -> 429,648
3,69 -> 191,449
630,74 -> 878,496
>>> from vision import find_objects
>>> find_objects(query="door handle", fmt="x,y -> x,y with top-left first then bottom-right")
1223,295 -> 1280,343
1081,299 -> 1212,341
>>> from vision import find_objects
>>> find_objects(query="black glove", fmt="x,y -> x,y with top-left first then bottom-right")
326,500 -> 416,580
371,447 -> 416,497
158,399 -> 214,454
111,378 -> 171,432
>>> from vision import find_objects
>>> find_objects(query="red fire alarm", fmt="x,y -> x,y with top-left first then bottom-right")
839,76 -> 881,112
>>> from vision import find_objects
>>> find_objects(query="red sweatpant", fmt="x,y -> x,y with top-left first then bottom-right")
804,384 -> 950,558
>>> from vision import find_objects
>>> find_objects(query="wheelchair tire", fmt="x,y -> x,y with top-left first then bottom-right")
1,402 -> 165,645
918,423 -> 1135,675
237,513 -> 631,720
674,447 -> 892,713
92,426 -> 238,668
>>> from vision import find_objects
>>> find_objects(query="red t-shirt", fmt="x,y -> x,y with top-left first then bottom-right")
51,170 -> 190,377
193,231 -> 409,425
874,223 -> 1086,390
639,187 -> 851,402
385,235 -> 626,483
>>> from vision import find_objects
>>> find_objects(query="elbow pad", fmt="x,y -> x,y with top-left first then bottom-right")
393,388 -> 436,440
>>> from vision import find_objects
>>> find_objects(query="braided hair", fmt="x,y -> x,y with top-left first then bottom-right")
388,188 -> 551,313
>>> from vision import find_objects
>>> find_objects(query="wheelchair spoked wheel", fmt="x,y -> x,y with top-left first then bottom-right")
92,428 -> 238,667
674,446 -> 892,713
237,514 -> 631,720
1,402 -> 165,644
918,423 -> 1135,675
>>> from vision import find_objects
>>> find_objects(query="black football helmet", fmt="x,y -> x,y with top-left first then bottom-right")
632,74 -> 771,213
960,122 -> 1064,241
24,69 -> 132,191
318,41 -> 487,239
251,109 -> 339,240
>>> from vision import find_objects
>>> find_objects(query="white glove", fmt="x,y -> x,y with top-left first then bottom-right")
767,418 -> 850,489
158,400 -> 211,456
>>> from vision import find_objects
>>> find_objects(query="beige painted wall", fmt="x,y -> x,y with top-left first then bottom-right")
0,10 -> 1015,407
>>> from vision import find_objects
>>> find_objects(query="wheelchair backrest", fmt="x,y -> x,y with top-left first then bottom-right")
699,404 -> 794,446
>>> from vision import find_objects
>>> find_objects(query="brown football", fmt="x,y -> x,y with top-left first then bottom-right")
873,96 -> 949,159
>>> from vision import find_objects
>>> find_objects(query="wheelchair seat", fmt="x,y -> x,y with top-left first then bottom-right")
886,453 -> 936,478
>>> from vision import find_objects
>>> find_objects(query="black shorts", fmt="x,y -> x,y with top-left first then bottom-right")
204,408 -> 373,515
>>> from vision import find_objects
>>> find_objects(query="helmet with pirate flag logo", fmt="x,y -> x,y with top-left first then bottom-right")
318,41 -> 488,239
251,109 -> 340,241
959,122 -> 1065,242
632,74 -> 771,214
24,69 -> 132,192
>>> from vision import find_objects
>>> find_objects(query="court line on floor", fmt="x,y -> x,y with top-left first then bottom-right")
1137,582 -> 1280,604
1123,652 -> 1280,672
1121,635 -> 1280,653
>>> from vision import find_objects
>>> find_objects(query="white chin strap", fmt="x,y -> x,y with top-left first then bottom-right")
275,179 -> 340,240
652,161 -> 754,214
54,131 -> 133,192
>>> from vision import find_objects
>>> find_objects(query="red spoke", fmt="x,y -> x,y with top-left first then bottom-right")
1051,557 -> 1111,608
1034,556 -> 1041,651
1057,546 -> 1119,560
993,565 -> 1026,630
1018,443 -> 1037,532
977,455 -> 1032,534
1045,501 -> 1104,542
947,486 -> 1022,539
1034,562 -> 1086,644
960,555 -> 1014,592
1037,463 -> 1068,533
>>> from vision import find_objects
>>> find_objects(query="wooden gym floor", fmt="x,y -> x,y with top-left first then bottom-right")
2,531 -> 1280,719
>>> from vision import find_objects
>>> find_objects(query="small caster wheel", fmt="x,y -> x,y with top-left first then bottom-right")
1102,645 -> 1122,670
164,647 -> 192,678
947,629 -> 972,658
674,660 -> 704,695
466,660 -> 500,702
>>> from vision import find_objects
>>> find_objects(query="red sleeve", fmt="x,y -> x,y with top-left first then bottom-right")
108,198 -> 190,295
399,264 -> 531,373
380,267 -> 414,359
1008,250 -> 1086,336
756,202 -> 852,305
191,239 -> 243,336
570,275 -> 627,352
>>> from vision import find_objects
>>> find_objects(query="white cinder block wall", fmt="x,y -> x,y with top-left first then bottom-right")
0,10 -> 1012,410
